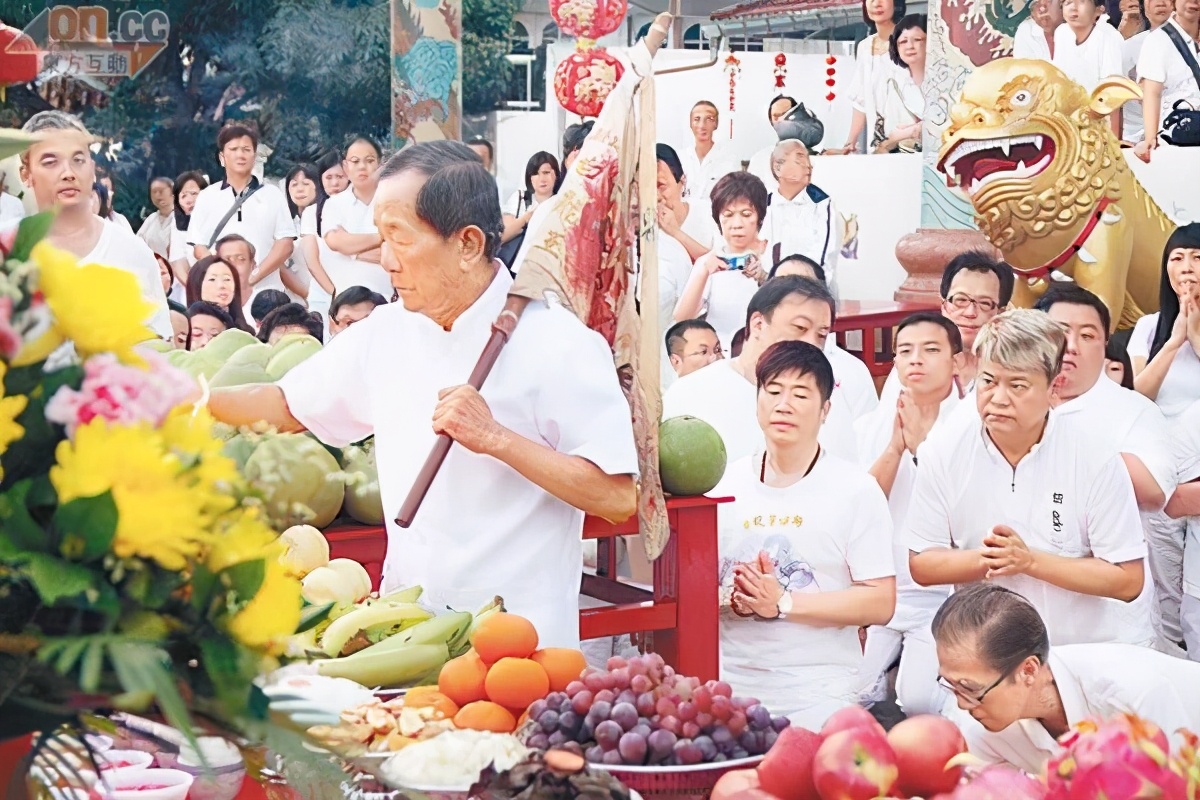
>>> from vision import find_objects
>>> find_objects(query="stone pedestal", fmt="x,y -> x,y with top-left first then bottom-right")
894,228 -> 999,304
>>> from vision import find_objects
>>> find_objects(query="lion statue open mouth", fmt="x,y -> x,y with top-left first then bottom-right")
938,59 -> 1173,330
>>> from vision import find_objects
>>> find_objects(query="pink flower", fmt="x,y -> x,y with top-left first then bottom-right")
45,351 -> 195,437
0,297 -> 20,361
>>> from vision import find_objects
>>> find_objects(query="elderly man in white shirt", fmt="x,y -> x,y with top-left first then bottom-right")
679,101 -> 742,205
1014,0 -> 1065,58
906,309 -> 1156,649
1134,0 -> 1200,162
663,276 -> 858,463
760,140 -> 841,302
208,141 -> 639,648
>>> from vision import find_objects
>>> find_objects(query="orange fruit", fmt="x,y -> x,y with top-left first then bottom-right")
403,687 -> 460,719
484,657 -> 551,711
438,650 -> 489,707
471,613 -> 539,665
530,648 -> 588,692
454,701 -> 517,733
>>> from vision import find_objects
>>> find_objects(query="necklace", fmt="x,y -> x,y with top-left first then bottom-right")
760,446 -> 821,485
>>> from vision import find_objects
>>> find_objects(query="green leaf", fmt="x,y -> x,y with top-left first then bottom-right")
0,480 -> 50,553
54,638 -> 89,675
108,641 -> 198,749
20,553 -> 97,605
8,211 -> 55,262
190,563 -> 218,615
54,492 -> 118,561
220,558 -> 265,602
80,641 -> 105,694
295,601 -> 334,634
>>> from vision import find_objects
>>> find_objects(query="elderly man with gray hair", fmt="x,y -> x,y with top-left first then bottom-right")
759,139 -> 841,301
904,309 -> 1157,649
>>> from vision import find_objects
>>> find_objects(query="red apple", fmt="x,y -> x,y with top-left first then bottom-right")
886,714 -> 969,796
812,729 -> 899,800
758,726 -> 823,800
712,768 -> 762,800
820,705 -> 885,739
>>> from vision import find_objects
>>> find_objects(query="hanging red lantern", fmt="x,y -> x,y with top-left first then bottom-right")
772,53 -> 788,89
826,92 -> 836,102
0,25 -> 41,96
723,52 -> 741,137
554,49 -> 624,118
549,0 -> 629,46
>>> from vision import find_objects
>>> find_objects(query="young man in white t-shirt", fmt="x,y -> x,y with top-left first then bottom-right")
856,312 -> 966,716
662,276 -> 859,462
15,111 -> 171,340
1134,0 -> 1200,162
715,339 -> 895,728
187,124 -> 295,301
905,309 -> 1156,647
1054,0 -> 1126,133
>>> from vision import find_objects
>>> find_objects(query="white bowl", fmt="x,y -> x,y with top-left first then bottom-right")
98,768 -> 194,800
86,734 -> 115,753
97,749 -> 155,775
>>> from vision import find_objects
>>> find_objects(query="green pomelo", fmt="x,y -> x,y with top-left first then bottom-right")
140,339 -> 175,354
202,328 -> 262,361
222,342 -> 273,370
265,334 -> 322,381
340,439 -> 383,525
658,416 -> 727,497
243,433 -> 344,530
208,362 -> 273,389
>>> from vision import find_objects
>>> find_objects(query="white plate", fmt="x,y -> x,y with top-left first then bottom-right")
595,755 -> 764,774
262,675 -> 374,709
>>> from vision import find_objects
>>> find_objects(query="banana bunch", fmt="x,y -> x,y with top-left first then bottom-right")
315,596 -> 504,689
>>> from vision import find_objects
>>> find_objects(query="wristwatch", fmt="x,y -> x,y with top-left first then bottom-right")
775,591 -> 793,618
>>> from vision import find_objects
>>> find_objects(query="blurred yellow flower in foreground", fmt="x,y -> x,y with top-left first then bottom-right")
0,363 -> 28,483
25,242 -> 156,366
227,559 -> 303,654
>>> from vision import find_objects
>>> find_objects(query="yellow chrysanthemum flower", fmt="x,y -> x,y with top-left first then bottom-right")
227,559 -> 303,654
0,363 -> 29,482
50,419 -> 217,571
31,242 -> 157,366
207,510 -> 281,574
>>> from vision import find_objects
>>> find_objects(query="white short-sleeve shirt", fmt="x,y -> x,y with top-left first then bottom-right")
678,140 -> 742,205
0,192 -> 27,227
661,357 -> 859,464
1013,17 -> 1054,60
714,451 -> 895,724
955,644 -> 1200,774
1128,311 -> 1200,419
1051,374 -> 1176,500
299,203 -> 336,306
1170,400 -> 1200,598
1122,30 -> 1154,141
136,211 -> 174,260
276,267 -> 638,649
658,232 -> 698,392
903,413 -> 1155,646
83,220 -> 172,340
186,178 -> 297,295
761,188 -> 841,298
319,188 -> 394,298
1053,21 -> 1126,91
681,202 -> 719,254
697,267 -> 761,355
826,339 -> 878,420
1135,17 -> 1200,138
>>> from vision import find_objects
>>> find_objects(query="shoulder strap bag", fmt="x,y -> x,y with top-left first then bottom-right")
1159,25 -> 1200,146
206,180 -> 263,249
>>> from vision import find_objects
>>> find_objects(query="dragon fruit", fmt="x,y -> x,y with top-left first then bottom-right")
930,765 -> 1048,799
1044,715 -> 1187,800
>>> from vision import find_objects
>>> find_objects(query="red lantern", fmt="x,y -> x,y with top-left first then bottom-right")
772,52 -> 787,89
549,0 -> 629,45
0,25 -> 41,91
554,50 -> 624,117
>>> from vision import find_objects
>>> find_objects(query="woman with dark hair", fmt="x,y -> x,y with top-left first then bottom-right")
501,151 -> 559,245
90,180 -> 111,220
329,285 -> 388,336
318,152 -> 349,197
747,95 -> 799,193
187,301 -> 236,351
1105,338 -> 1136,389
320,134 -> 394,298
186,256 -> 254,333
875,14 -> 927,154
673,172 -> 772,353
258,302 -> 324,345
933,583 -> 1200,772
282,162 -> 325,304
168,170 -> 208,285
831,0 -> 909,154
1130,223 -> 1200,418
136,176 -> 175,260
302,153 -> 347,328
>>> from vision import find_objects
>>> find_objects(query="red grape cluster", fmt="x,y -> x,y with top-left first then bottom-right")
520,654 -> 790,767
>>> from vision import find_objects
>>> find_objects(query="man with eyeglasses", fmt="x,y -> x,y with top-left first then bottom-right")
878,251 -> 1015,408
665,319 -> 724,381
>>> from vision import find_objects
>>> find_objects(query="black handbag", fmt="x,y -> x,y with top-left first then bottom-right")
774,103 -> 825,151
496,192 -> 529,271
1159,26 -> 1200,146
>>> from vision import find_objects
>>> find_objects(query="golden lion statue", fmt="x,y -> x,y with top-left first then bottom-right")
938,59 -> 1173,330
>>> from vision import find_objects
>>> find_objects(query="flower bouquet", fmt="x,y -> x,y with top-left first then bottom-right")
0,214 -> 329,794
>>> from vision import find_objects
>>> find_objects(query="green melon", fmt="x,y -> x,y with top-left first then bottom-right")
265,334 -> 322,381
658,416 -> 727,497
340,438 -> 384,525
242,433 -> 345,530
202,328 -> 262,362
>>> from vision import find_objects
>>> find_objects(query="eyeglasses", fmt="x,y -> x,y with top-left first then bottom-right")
937,671 -> 1009,708
946,293 -> 999,313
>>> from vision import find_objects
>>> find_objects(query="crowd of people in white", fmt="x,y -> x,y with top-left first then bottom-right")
4,0 -> 1200,767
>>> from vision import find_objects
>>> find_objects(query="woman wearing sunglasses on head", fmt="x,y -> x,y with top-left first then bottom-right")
933,583 -> 1200,774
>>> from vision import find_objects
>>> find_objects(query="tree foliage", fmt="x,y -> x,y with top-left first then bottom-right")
462,0 -> 519,116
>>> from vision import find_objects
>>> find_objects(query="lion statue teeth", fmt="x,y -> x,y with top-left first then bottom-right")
937,59 -> 1173,331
